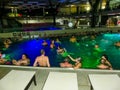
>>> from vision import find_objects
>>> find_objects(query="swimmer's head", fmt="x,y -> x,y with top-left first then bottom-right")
95,44 -> 99,48
64,58 -> 69,62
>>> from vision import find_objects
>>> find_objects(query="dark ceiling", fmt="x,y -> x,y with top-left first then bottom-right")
0,0 -> 90,17
0,0 -> 88,9
0,0 -> 87,3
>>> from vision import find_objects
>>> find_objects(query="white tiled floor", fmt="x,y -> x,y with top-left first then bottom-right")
0,65 -> 120,90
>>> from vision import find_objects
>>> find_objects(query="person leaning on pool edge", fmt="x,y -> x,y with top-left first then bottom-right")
33,49 -> 50,67
67,55 -> 82,69
12,53 -> 30,66
97,54 -> 113,70
60,57 -> 73,68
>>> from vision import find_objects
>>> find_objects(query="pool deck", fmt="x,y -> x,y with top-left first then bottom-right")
0,65 -> 120,90
0,27 -> 120,38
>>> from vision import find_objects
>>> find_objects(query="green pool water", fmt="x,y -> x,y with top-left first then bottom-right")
1,33 -> 120,70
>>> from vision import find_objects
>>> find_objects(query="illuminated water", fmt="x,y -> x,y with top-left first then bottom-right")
2,33 -> 120,70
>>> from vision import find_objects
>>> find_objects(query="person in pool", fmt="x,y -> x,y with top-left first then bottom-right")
56,46 -> 69,58
33,49 -> 50,67
42,40 -> 48,46
97,54 -> 113,70
67,55 -> 82,69
60,57 -> 72,68
0,51 -> 6,64
114,41 -> 120,47
50,40 -> 55,49
69,35 -> 77,43
12,54 -> 30,66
